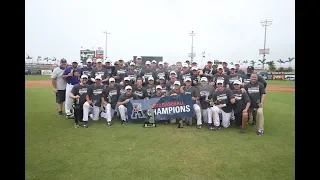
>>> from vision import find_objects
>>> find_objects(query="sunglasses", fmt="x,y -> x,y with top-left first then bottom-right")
126,89 -> 132,90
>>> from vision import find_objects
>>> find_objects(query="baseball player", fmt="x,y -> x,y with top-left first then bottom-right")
104,59 -> 115,79
82,58 -> 94,85
228,65 -> 243,90
119,77 -> 132,95
235,63 -> 245,76
132,78 -> 148,99
201,60 -> 217,85
152,85 -> 166,98
151,60 -> 157,70
222,62 -> 230,75
117,85 -> 138,124
209,79 -> 235,130
198,77 -> 215,126
232,80 -> 251,134
134,56 -> 144,75
62,60 -> 82,118
190,67 -> 201,87
155,61 -> 169,85
242,66 -> 267,88
180,78 -> 202,129
69,74 -> 89,128
140,61 -> 156,86
165,71 -> 179,94
244,73 -> 266,136
101,77 -> 120,126
212,65 -> 230,89
124,62 -> 139,86
145,76 -> 156,98
90,59 -> 109,86
51,58 -> 68,116
179,63 -> 192,84
114,58 -> 127,83
167,81 -> 184,125
158,77 -> 167,95
83,75 -> 104,123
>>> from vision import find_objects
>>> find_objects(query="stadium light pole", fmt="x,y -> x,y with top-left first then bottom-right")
189,31 -> 196,63
103,30 -> 111,59
260,19 -> 273,62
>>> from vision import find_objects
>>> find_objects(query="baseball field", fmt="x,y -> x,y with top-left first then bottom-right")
25,75 -> 295,180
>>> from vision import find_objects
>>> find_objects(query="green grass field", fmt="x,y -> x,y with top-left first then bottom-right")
25,75 -> 51,81
26,85 -> 294,180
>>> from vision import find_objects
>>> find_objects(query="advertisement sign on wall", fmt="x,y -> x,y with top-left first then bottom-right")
96,47 -> 104,59
285,75 -> 295,81
80,49 -> 96,64
41,70 -> 53,76
272,74 -> 285,80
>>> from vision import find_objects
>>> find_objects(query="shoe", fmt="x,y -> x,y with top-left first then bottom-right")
197,125 -> 202,129
66,114 -> 74,119
84,124 -> 88,128
208,123 -> 213,130
252,120 -> 256,127
213,126 -> 220,130
240,128 -> 245,134
107,121 -> 112,126
58,111 -> 62,116
257,130 -> 263,136
121,120 -> 126,125
178,120 -> 184,128
74,123 -> 80,128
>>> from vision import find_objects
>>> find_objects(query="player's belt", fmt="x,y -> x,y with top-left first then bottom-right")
67,83 -> 76,85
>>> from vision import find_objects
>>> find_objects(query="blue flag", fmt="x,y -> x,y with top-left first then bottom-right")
127,94 -> 194,121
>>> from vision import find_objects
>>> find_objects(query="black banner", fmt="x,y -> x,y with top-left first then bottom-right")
80,50 -> 96,64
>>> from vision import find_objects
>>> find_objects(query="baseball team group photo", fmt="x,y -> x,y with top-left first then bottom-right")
25,0 -> 295,179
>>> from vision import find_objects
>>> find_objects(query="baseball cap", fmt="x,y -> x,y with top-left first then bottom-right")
235,63 -> 240,66
86,59 -> 92,63
233,80 -> 241,85
95,75 -> 102,80
184,77 -> 191,82
159,76 -> 165,80
152,60 -> 157,63
182,63 -> 188,67
136,56 -> 142,59
125,85 -> 132,90
191,67 -> 198,71
164,61 -> 168,64
124,77 -> 130,81
247,66 -> 254,71
217,79 -> 224,84
145,61 -> 151,65
119,58 -> 124,61
109,77 -> 115,82
72,60 -> 78,63
105,59 -> 111,63
156,85 -> 162,89
192,61 -> 197,64
81,74 -> 88,79
185,60 -> 190,62
170,71 -> 177,75
130,62 -> 135,66
158,61 -> 164,65
229,65 -> 235,69
201,77 -> 208,82
207,60 -> 213,63
223,61 -> 227,64
217,65 -> 223,70
148,76 -> 154,81
96,59 -> 102,63
174,81 -> 181,86
60,59 -> 67,63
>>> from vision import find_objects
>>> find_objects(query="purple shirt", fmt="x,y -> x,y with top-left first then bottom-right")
63,66 -> 82,85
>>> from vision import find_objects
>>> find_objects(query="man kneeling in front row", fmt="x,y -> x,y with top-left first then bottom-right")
117,85 -> 138,124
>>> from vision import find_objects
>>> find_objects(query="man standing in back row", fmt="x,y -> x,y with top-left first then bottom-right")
51,59 -> 68,116
63,60 -> 82,118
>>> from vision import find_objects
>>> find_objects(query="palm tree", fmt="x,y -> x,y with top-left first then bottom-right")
266,61 -> 276,71
258,58 -> 267,69
52,57 -> 57,65
44,57 -> 49,64
242,60 -> 248,67
277,59 -> 286,68
26,54 -> 33,64
250,60 -> 256,68
257,63 -> 261,68
286,57 -> 294,68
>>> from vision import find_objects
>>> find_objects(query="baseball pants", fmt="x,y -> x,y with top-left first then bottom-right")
234,112 -> 242,127
210,106 -> 231,128
101,104 -> 116,122
118,105 -> 128,121
65,83 -> 74,116
83,102 -> 100,121
201,108 -> 212,124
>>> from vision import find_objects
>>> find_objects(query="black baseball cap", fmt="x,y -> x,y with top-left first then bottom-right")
60,59 -> 67,63
247,66 -> 254,70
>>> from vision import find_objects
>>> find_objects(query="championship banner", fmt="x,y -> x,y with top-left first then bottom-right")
127,94 -> 194,121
